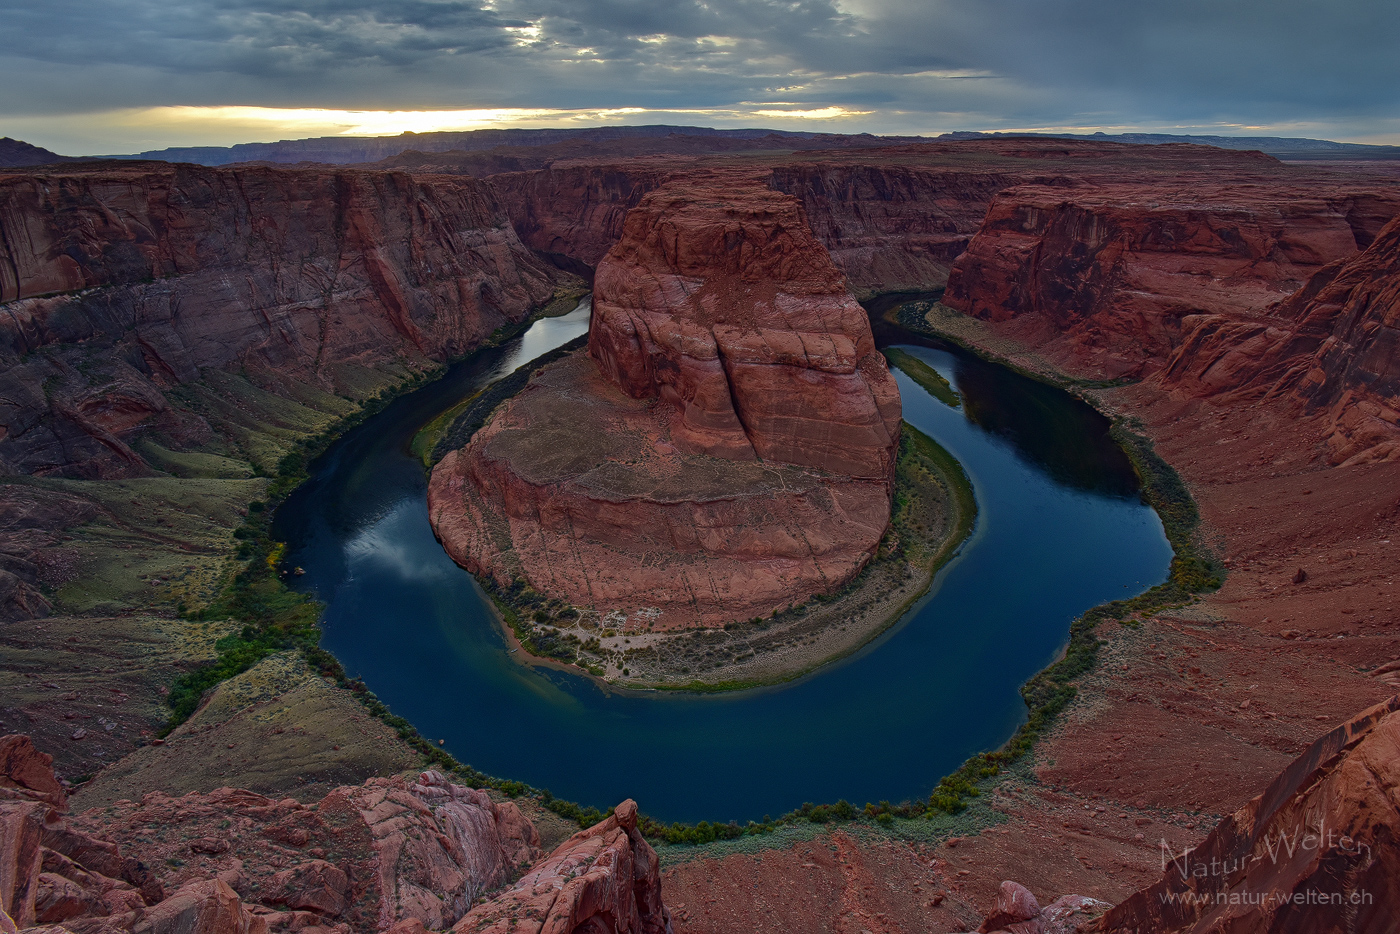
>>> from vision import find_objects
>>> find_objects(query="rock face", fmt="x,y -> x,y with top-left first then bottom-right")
943,180 -> 1400,379
768,161 -> 1024,298
429,178 -> 899,628
1161,212 -> 1400,466
589,178 -> 901,479
489,166 -> 671,267
134,879 -> 267,934
452,800 -> 670,934
0,735 -> 66,810
0,163 -> 557,477
1095,696 -> 1400,934
430,354 -> 893,628
1,734 -> 668,934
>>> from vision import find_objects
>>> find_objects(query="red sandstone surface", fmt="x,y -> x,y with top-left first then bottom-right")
429,175 -> 898,627
588,176 -> 900,478
1162,212 -> 1400,467
943,179 -> 1400,380
429,353 -> 891,628
452,800 -> 669,934
0,163 -> 558,478
1097,697 -> 1400,934
0,738 -> 667,934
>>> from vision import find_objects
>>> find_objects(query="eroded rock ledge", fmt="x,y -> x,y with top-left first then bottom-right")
428,175 -> 901,632
0,733 -> 670,934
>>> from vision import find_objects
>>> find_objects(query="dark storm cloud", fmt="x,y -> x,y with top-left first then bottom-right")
0,0 -> 1395,140
0,0 -> 523,75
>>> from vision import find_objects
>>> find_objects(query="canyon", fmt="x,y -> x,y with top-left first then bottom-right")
2,133 -> 1400,934
428,173 -> 902,634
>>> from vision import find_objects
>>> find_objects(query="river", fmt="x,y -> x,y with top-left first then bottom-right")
273,298 -> 1172,823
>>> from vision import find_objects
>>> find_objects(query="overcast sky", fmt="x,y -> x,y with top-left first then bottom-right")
2,0 -> 1396,154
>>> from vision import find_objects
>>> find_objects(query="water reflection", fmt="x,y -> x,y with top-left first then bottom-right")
273,296 -> 1171,822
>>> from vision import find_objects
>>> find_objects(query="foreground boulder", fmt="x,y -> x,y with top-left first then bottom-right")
452,800 -> 670,934
970,881 -> 1108,934
1094,696 -> 1400,933
134,879 -> 267,934
429,175 -> 900,628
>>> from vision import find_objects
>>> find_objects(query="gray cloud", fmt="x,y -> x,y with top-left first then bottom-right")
0,0 -> 1395,145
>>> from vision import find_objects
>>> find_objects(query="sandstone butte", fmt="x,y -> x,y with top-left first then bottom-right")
428,175 -> 901,628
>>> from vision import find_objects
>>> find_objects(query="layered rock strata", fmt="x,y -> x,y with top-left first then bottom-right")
0,163 -> 557,477
430,354 -> 892,627
484,139 -> 1349,299
488,166 -> 672,267
429,178 -> 899,629
1161,212 -> 1400,465
588,180 -> 901,479
0,734 -> 669,934
1096,696 -> 1400,934
943,181 -> 1400,379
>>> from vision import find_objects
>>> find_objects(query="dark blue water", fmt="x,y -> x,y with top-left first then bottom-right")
274,301 -> 1172,823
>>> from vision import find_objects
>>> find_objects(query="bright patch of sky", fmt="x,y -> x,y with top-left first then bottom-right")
0,0 -> 1395,153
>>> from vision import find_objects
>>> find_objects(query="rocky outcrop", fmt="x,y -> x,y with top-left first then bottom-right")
974,882 -> 1108,934
0,801 -> 44,928
589,177 -> 900,479
2,735 -> 668,934
0,735 -> 66,811
329,771 -> 541,930
452,800 -> 670,934
430,177 -> 899,628
135,879 -> 267,934
430,354 -> 892,628
943,180 -> 1400,379
0,163 -> 558,478
1095,696 -> 1400,934
1161,212 -> 1400,466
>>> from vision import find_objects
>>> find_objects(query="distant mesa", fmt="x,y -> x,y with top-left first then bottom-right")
53,124 -> 1400,169
428,173 -> 901,629
0,137 -> 78,168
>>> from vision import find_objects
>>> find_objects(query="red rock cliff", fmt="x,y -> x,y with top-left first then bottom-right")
943,180 -> 1400,379
0,735 -> 669,934
0,163 -> 557,477
488,164 -> 671,267
428,176 -> 898,629
767,161 -> 1028,297
1160,212 -> 1400,466
589,177 -> 901,480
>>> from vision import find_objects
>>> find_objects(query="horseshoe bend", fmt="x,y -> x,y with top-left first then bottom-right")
2,131 -> 1400,934
426,175 -> 946,682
